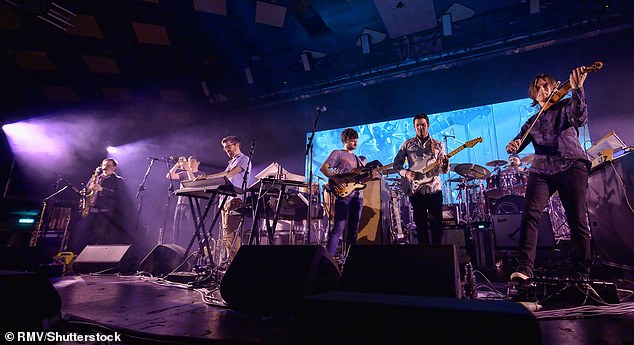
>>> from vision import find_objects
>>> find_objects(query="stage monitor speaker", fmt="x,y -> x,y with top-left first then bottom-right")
293,291 -> 541,345
587,151 -> 634,270
0,270 -> 62,331
492,212 -> 554,248
138,244 -> 188,277
219,245 -> 341,316
73,245 -> 134,274
340,245 -> 461,298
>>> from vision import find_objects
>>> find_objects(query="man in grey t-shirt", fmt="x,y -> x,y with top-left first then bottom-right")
320,128 -> 365,257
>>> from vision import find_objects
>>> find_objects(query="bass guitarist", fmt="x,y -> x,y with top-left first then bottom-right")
393,113 -> 449,245
320,128 -> 375,257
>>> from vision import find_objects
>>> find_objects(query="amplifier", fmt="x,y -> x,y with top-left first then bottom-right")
442,204 -> 460,226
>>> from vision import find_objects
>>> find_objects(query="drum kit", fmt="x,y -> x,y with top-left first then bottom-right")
381,153 -> 570,242
443,157 -> 533,223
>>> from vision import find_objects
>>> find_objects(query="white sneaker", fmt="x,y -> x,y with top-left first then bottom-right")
510,271 -> 530,282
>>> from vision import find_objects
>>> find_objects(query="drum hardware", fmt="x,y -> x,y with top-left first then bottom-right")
453,176 -> 490,224
454,183 -> 479,190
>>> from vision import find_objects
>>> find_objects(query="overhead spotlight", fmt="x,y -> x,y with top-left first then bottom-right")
201,81 -> 210,96
441,13 -> 452,36
360,34 -> 371,54
530,0 -> 540,14
245,68 -> 254,84
356,29 -> 385,55
106,146 -> 118,154
7,0 -> 76,31
300,52 -> 311,71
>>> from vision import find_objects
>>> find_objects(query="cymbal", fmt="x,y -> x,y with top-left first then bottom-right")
452,163 -> 490,179
520,154 -> 535,164
486,159 -> 507,167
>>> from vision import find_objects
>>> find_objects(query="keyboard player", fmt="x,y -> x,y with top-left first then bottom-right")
202,135 -> 251,265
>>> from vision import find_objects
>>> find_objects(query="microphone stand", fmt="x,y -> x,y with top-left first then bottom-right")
135,158 -> 156,235
0,157 -> 15,215
239,141 -> 255,246
441,133 -> 453,204
161,158 -> 175,245
305,107 -> 324,244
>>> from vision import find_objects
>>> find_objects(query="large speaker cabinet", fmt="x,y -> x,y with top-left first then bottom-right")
219,245 -> 340,316
356,178 -> 391,244
587,151 -> 634,270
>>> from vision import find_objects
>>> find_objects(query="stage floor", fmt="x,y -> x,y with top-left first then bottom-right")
50,258 -> 634,345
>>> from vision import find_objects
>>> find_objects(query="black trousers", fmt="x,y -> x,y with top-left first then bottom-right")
83,211 -> 125,246
408,191 -> 444,245
518,160 -> 591,276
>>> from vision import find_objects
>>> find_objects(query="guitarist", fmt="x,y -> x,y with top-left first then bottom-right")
393,114 -> 449,245
320,128 -> 369,257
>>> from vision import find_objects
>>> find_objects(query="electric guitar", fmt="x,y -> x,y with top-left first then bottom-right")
328,163 -> 394,198
401,137 -> 483,196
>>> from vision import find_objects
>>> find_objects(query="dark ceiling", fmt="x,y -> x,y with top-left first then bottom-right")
1,0 -> 632,123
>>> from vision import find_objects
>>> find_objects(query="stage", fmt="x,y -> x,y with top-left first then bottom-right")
6,245 -> 630,345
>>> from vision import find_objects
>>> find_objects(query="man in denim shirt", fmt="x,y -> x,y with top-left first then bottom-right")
508,66 -> 592,281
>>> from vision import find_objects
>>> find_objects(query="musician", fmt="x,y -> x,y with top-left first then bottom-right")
508,154 -> 524,171
82,158 -> 125,246
205,136 -> 250,264
393,114 -> 449,245
166,156 -> 205,247
507,67 -> 591,282
320,128 -> 366,257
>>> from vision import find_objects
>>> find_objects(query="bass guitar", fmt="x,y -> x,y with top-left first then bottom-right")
328,163 -> 394,198
401,137 -> 482,196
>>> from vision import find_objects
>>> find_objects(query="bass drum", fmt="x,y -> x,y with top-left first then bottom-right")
490,195 -> 525,214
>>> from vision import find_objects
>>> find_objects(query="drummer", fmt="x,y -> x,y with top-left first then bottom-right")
504,154 -> 527,195
508,154 -> 525,171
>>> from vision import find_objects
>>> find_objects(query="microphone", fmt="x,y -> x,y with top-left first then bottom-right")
315,106 -> 327,112
440,131 -> 455,138
146,156 -> 162,161
167,156 -> 179,162
65,181 -> 81,193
